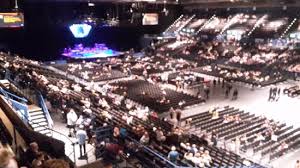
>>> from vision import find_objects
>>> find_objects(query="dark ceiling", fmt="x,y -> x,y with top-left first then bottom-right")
1,0 -> 299,12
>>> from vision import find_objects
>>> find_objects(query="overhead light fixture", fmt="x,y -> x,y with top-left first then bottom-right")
88,3 -> 95,7
283,6 -> 287,10
69,23 -> 92,38
14,0 -> 19,9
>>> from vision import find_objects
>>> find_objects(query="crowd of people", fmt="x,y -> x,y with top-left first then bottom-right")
0,143 -> 70,168
268,86 -> 281,101
180,143 -> 212,167
1,11 -> 300,167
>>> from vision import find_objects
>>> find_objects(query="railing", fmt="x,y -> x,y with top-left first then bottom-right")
0,79 -> 76,164
126,136 -> 189,168
8,98 -> 29,123
36,91 -> 54,129
164,14 -> 184,34
0,88 -> 30,123
3,78 -> 54,131
0,94 -> 76,165
0,87 -> 28,103
6,78 -> 39,105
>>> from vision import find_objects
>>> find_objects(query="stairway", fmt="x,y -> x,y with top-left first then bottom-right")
0,80 -> 52,137
28,105 -> 52,136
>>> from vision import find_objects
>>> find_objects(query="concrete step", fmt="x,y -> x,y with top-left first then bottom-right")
39,129 -> 51,135
30,118 -> 46,123
28,105 -> 42,113
29,114 -> 45,120
31,122 -> 48,128
34,126 -> 49,132
28,110 -> 44,117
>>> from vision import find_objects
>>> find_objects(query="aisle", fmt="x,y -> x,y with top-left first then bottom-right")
182,79 -> 300,127
51,115 -> 96,166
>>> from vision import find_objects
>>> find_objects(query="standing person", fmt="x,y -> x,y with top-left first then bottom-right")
169,107 -> 176,119
228,84 -> 232,93
228,140 -> 236,152
76,125 -> 87,159
221,79 -> 225,88
204,85 -> 210,99
232,89 -> 238,100
213,79 -> 217,87
67,109 -> 78,137
176,109 -> 182,126
276,87 -> 281,101
268,87 -> 273,101
211,132 -> 218,146
225,89 -> 229,99
235,137 -> 241,155
273,87 -> 277,100
25,142 -> 40,164
168,146 -> 179,164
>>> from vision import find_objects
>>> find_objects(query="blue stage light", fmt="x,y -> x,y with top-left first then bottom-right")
69,23 -> 92,38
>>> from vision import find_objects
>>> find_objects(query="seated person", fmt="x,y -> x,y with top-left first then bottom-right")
0,148 -> 18,168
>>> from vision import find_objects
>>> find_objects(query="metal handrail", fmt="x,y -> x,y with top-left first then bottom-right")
36,91 -> 54,129
20,111 -> 77,164
2,95 -> 77,164
0,87 -> 28,103
125,136 -> 189,168
4,78 -> 54,130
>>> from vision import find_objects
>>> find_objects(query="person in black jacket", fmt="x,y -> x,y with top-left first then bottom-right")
268,87 -> 273,101
24,142 -> 40,167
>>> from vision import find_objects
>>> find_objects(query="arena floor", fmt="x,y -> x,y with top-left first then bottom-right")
51,73 -> 300,167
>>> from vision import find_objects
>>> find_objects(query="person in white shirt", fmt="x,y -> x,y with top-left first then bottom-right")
184,152 -> 194,161
76,115 -> 84,126
126,115 -> 133,125
140,131 -> 150,145
235,137 -> 241,155
202,150 -> 212,166
99,98 -> 110,109
228,140 -> 236,152
83,108 -> 92,115
192,152 -> 204,167
67,109 -> 78,137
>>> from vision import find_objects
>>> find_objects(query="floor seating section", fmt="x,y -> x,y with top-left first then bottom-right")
182,106 -> 300,161
110,79 -> 204,113
52,63 -> 128,82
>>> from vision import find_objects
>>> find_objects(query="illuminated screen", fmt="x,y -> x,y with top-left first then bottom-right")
143,13 -> 158,25
0,13 -> 24,28
69,24 -> 92,38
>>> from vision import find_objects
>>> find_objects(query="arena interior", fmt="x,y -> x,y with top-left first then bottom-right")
0,0 -> 300,168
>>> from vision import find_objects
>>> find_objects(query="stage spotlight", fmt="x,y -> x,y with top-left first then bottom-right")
69,23 -> 92,38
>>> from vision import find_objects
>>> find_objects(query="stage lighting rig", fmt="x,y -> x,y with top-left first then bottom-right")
69,23 -> 92,38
